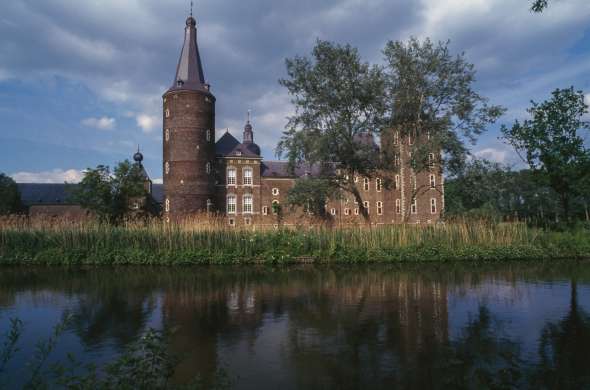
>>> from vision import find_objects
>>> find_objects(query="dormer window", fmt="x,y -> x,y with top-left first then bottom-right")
235,151 -> 242,156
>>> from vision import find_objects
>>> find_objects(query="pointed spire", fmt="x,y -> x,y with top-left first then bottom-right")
243,110 -> 253,144
169,10 -> 208,92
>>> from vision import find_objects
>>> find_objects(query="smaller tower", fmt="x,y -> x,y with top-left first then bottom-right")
242,111 -> 261,156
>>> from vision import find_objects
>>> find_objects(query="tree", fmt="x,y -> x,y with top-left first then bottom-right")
71,160 -> 148,223
0,173 -> 23,215
277,40 -> 386,219
531,0 -> 549,12
382,37 -> 505,176
286,177 -> 340,219
501,87 -> 590,221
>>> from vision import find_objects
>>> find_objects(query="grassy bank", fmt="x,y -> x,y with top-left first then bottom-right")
1,218 -> 589,264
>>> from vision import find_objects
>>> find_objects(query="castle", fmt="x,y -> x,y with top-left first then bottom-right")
162,15 -> 444,226
17,14 -> 443,225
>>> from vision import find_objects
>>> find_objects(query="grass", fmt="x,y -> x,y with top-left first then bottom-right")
0,215 -> 589,265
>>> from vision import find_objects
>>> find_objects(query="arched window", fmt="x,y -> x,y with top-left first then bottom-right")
227,194 -> 236,214
227,167 -> 236,185
165,198 -> 170,213
431,198 -> 437,214
165,162 -> 170,175
165,129 -> 170,142
243,167 -> 253,185
430,174 -> 436,188
429,153 -> 435,168
272,188 -> 279,196
206,162 -> 211,174
165,109 -> 170,118
394,175 -> 400,190
376,178 -> 382,192
243,194 -> 253,214
395,199 -> 401,214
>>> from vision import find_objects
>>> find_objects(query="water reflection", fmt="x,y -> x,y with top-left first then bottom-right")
0,264 -> 589,389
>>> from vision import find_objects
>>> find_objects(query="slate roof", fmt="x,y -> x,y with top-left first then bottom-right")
261,161 -> 336,178
215,131 -> 261,158
17,183 -> 166,206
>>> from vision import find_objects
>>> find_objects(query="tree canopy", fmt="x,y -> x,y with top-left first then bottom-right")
501,87 -> 590,221
70,160 -> 149,223
0,173 -> 23,215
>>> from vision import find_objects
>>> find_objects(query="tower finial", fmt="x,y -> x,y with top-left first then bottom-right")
247,109 -> 251,124
190,1 -> 193,17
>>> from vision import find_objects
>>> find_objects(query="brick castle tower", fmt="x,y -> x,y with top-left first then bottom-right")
163,14 -> 216,220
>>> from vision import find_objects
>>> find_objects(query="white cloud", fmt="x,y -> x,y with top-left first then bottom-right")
11,169 -> 85,183
81,116 -> 116,130
474,147 -> 507,163
152,178 -> 163,184
136,114 -> 159,133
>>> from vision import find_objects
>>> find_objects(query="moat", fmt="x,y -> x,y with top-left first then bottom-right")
1,263 -> 589,389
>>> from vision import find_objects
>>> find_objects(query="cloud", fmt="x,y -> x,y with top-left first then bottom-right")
11,169 -> 85,183
81,116 -> 116,130
136,114 -> 159,133
152,178 -> 163,184
474,147 -> 508,163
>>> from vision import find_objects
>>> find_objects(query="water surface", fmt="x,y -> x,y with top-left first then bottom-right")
1,263 -> 590,389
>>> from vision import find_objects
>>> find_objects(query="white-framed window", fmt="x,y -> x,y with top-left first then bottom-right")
394,155 -> 400,166
272,188 -> 279,196
206,199 -> 213,212
376,201 -> 383,215
227,194 -> 236,214
376,178 -> 382,192
354,176 -> 359,183
427,131 -> 431,140
272,200 -> 279,214
165,129 -> 170,142
344,208 -> 350,216
243,194 -> 253,214
262,206 -> 268,215
165,161 -> 170,175
354,208 -> 359,215
412,172 -> 417,191
411,198 -> 418,214
206,129 -> 211,142
394,175 -> 400,190
330,208 -> 336,216
431,198 -> 437,214
393,131 -> 399,145
395,199 -> 401,214
227,167 -> 236,185
165,198 -> 170,213
165,109 -> 170,118
363,201 -> 370,214
243,167 -> 253,185
430,174 -> 436,188
228,218 -> 235,226
206,162 -> 211,174
429,153 -> 435,168
244,217 -> 251,226
363,178 -> 370,191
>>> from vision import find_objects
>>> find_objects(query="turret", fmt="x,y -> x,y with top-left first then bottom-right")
163,14 -> 216,221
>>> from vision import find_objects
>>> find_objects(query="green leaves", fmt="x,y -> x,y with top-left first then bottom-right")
0,174 -> 23,215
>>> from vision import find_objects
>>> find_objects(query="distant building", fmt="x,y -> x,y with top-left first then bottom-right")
162,14 -> 444,226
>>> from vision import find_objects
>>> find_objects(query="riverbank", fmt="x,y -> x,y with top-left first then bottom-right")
1,221 -> 589,265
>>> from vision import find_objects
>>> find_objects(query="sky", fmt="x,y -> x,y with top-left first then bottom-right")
1,0 -> 590,183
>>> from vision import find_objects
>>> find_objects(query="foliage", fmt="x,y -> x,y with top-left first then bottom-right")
0,174 -> 22,215
277,40 -> 386,216
286,177 -> 340,218
501,87 -> 590,221
531,0 -> 549,12
70,160 -> 149,223
382,37 -> 505,175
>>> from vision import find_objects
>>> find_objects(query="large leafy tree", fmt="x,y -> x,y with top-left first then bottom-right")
277,40 -> 386,218
71,160 -> 147,223
531,0 -> 549,12
501,87 -> 590,221
0,173 -> 23,215
382,37 -> 505,175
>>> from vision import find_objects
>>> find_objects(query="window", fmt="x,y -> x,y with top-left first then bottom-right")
206,199 -> 213,212
363,201 -> 370,214
243,194 -> 253,214
409,132 -> 415,145
165,162 -> 170,175
165,198 -> 170,213
272,188 -> 279,196
412,172 -> 417,191
227,167 -> 236,185
243,167 -> 253,185
165,109 -> 170,118
430,174 -> 436,188
330,208 -> 336,216
393,131 -> 399,145
244,217 -> 251,226
411,198 -> 417,214
429,153 -> 435,168
227,195 -> 236,214
395,199 -> 401,214
354,208 -> 359,215
394,155 -> 400,166
363,178 -> 370,191
376,178 -> 382,192
165,129 -> 170,141
394,175 -> 400,190
228,218 -> 235,226
262,206 -> 268,215
427,131 -> 431,140
206,162 -> 211,174
376,201 -> 383,215
354,176 -> 359,183
206,129 -> 211,142
272,200 -> 280,214
431,198 -> 437,214
344,208 -> 350,216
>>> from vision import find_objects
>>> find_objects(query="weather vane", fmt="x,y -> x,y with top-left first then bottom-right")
247,109 -> 251,123
190,1 -> 193,17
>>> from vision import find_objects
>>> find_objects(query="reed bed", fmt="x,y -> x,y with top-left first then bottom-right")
0,215 -> 588,265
